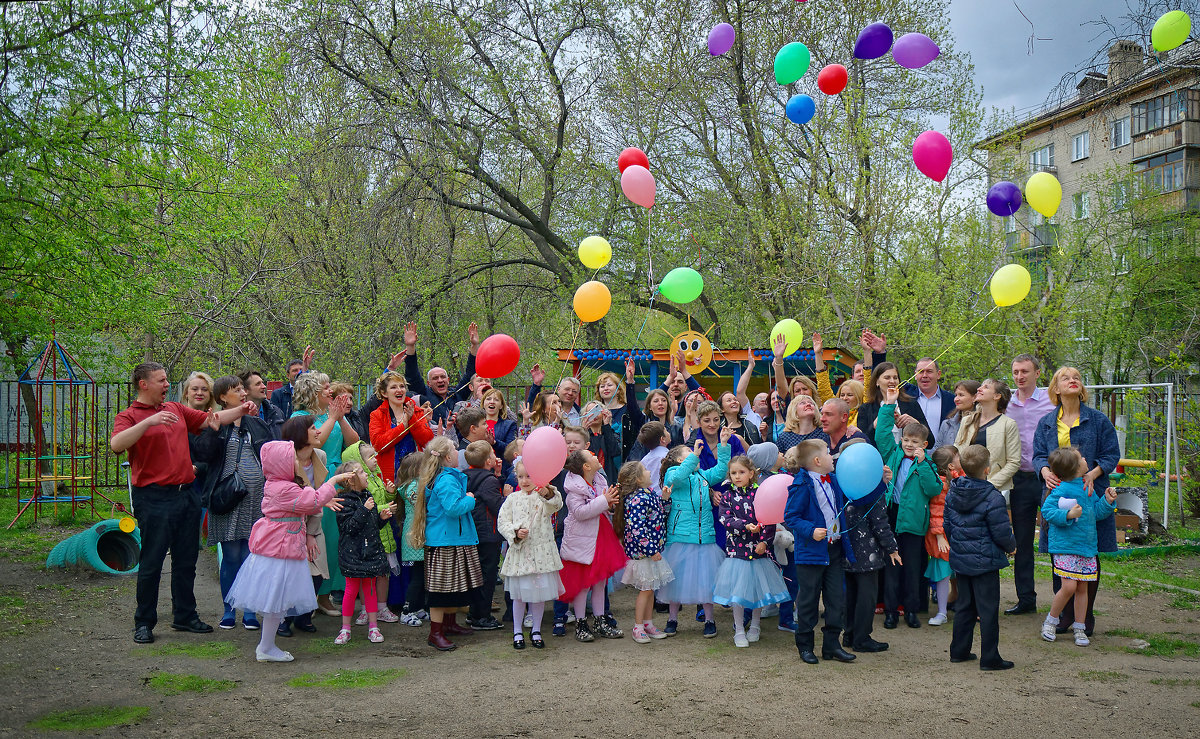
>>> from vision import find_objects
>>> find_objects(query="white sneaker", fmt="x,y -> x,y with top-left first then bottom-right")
746,625 -> 761,643
734,631 -> 749,648
414,609 -> 429,620
1073,627 -> 1090,647
565,611 -> 577,624
928,613 -> 948,626
255,647 -> 295,662
400,612 -> 423,627
354,610 -> 368,626
523,615 -> 533,629
377,607 -> 400,624
1041,621 -> 1057,642
631,625 -> 651,644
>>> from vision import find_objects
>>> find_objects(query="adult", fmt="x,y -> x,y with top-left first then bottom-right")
813,332 -> 873,411
1003,353 -> 1056,615
400,321 -> 479,426
955,379 -> 1022,496
661,349 -> 701,418
480,387 -> 518,468
595,371 -> 628,447
774,396 -> 829,454
856,362 -> 928,448
818,399 -> 868,459
716,390 -> 762,447
270,346 -> 314,419
367,371 -> 434,485
908,358 -> 956,441
934,380 -> 981,450
527,366 -> 585,426
735,350 -> 771,441
239,369 -> 285,438
1032,367 -> 1119,637
180,372 -> 218,489
277,415 -> 334,635
626,384 -> 684,460
111,362 -> 255,644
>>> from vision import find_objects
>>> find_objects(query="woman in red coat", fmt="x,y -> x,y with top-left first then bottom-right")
368,371 -> 434,484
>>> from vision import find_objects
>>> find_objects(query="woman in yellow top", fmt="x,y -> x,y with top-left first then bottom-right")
812,332 -> 869,427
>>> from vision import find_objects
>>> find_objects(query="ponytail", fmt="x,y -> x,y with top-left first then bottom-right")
408,436 -> 456,549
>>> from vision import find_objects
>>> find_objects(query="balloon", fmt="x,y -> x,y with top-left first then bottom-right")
754,474 -> 794,525
618,147 -> 649,174
773,42 -> 811,84
835,442 -> 884,501
1025,171 -> 1062,217
708,23 -> 735,56
785,94 -> 815,125
989,264 -> 1032,307
523,427 -> 568,487
854,22 -> 893,60
621,164 -> 655,208
817,64 -> 848,95
1152,10 -> 1191,52
573,281 -> 611,322
769,318 -> 804,357
578,236 -> 612,269
657,267 -> 704,303
986,181 -> 1023,217
892,32 -> 940,69
912,130 -> 952,183
475,334 -> 520,379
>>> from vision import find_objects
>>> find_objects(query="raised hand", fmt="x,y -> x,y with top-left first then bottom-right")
860,330 -> 873,353
530,363 -> 545,386
745,347 -> 755,371
867,331 -> 887,353
883,386 -> 899,405
365,496 -> 376,511
913,447 -> 926,464
387,351 -> 404,371
204,410 -> 220,431
603,485 -> 620,506
772,332 -> 787,360
467,322 -> 480,353
719,426 -> 734,445
812,332 -> 823,354
302,345 -> 315,371
403,321 -> 418,352
519,402 -> 533,424
692,439 -> 703,456
625,354 -> 635,384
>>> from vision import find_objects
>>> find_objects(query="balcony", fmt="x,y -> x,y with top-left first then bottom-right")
1031,163 -> 1058,175
1132,121 -> 1200,161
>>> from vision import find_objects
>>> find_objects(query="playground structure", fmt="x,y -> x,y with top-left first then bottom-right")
45,517 -> 141,575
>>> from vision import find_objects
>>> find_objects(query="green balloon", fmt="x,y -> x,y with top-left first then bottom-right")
774,42 -> 811,85
657,267 -> 704,303
1152,10 -> 1191,52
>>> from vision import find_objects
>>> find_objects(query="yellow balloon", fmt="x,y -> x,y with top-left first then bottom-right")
990,264 -> 1031,307
573,281 -> 611,322
1025,172 -> 1061,218
578,236 -> 612,269
769,318 -> 804,356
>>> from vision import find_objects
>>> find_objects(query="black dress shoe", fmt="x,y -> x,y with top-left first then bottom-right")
295,620 -> 317,633
1004,602 -> 1037,616
950,652 -> 978,663
513,635 -> 526,650
276,621 -> 293,638
654,602 -> 669,614
133,625 -> 154,644
883,613 -> 899,629
905,612 -> 921,629
854,639 -> 889,652
822,646 -> 857,663
170,617 -> 213,634
530,633 -> 545,649
980,659 -> 1015,671
799,650 -> 819,664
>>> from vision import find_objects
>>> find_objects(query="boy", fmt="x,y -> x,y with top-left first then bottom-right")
783,439 -> 857,665
945,445 -> 1017,670
876,387 -> 942,629
637,421 -> 670,493
454,407 -> 489,470
464,440 -> 504,631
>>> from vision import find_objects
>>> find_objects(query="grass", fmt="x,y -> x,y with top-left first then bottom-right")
1105,627 -> 1200,657
0,593 -> 52,634
286,668 -> 406,689
142,641 -> 238,659
1150,677 -> 1200,686
1079,669 -> 1128,683
145,672 -> 236,695
298,636 -> 367,655
0,492 -> 108,563
27,705 -> 149,731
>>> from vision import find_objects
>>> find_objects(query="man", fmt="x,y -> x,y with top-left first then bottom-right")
1003,352 -> 1055,615
239,369 -> 284,438
820,399 -> 867,458
111,362 -> 255,644
909,358 -> 956,437
269,345 -> 313,419
400,321 -> 478,426
526,366 -> 583,426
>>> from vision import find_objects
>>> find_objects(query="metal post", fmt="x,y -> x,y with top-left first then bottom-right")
1164,385 -> 1173,529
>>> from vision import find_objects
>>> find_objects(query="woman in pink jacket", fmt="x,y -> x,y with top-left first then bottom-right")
226,440 -> 353,663
558,450 -> 626,643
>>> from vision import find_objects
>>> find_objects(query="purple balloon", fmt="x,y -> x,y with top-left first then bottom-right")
708,23 -> 736,56
986,181 -> 1023,217
854,22 -> 894,60
892,32 -> 940,69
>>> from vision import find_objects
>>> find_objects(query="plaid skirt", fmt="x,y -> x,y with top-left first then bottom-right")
424,545 -> 484,607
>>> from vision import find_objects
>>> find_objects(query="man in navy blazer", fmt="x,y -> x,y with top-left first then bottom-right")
906,358 -> 955,443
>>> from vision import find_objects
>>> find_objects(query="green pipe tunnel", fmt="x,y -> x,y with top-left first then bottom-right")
46,519 -> 141,575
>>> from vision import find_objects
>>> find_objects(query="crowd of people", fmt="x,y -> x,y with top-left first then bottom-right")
110,325 -> 1121,669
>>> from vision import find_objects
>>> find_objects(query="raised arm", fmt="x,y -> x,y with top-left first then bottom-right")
736,348 -> 756,409
770,332 -> 789,404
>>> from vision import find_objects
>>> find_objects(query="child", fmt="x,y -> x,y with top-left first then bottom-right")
497,459 -> 565,649
876,386 -> 942,629
927,446 -> 961,626
550,426 -> 592,635
559,449 -> 627,641
783,440 -> 857,664
658,428 -> 733,637
749,441 -> 797,631
692,400 -> 745,556
225,440 -> 354,662
712,456 -> 790,648
580,400 -> 621,481
1039,447 -> 1117,647
502,439 -> 525,496
464,440 -> 505,631
614,461 -> 674,643
636,421 -> 670,494
333,461 -> 397,645
945,445 -> 1017,670
395,452 -> 429,627
341,442 -> 402,624
841,441 -> 901,652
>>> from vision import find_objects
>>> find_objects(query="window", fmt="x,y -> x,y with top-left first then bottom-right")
1112,181 -> 1131,210
1139,150 -> 1186,193
1072,191 -> 1091,219
1029,143 -> 1055,170
1111,116 -> 1130,148
1131,89 -> 1191,134
1072,131 -> 1090,161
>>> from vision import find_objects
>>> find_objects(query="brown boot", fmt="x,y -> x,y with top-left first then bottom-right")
427,621 -> 456,651
444,612 -> 474,636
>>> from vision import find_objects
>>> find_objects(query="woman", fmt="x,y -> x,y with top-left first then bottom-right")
203,375 -> 271,631
181,372 -> 216,412
481,387 -> 518,465
773,395 -> 829,453
277,415 -> 337,633
935,380 -> 981,450
595,371 -> 628,441
955,379 -> 1021,495
182,372 -> 218,484
617,357 -> 648,458
836,380 -> 866,428
856,362 -> 927,447
519,390 -> 561,438
1032,366 -> 1119,637
813,332 -> 873,413
716,390 -> 762,448
627,382 -> 684,460
368,371 -> 433,485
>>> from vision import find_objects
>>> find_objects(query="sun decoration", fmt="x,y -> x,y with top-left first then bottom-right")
664,317 -> 716,375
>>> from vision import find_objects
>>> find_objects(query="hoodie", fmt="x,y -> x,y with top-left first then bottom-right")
248,440 -> 339,561
944,475 -> 1016,576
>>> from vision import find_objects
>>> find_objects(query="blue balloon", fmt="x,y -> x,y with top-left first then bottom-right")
785,94 -> 815,125
835,442 -> 884,500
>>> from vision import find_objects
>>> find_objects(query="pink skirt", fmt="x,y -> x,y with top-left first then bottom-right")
559,516 -> 627,602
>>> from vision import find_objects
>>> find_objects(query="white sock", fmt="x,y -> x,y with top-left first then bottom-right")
1045,614 -> 1060,625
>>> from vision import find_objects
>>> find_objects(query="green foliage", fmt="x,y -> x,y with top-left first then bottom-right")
27,705 -> 150,731
285,668 -> 406,689
142,641 -> 238,659
1105,627 -> 1200,657
145,672 -> 236,694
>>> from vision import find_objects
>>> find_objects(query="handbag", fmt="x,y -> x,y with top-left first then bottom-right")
206,427 -> 249,515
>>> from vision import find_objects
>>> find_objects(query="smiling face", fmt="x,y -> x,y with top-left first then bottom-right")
877,367 -> 899,392
752,393 -> 769,417
218,382 -> 246,409
597,376 -> 618,402
427,367 -> 450,396
244,373 -> 267,402
516,461 -> 533,492
699,410 -> 721,437
648,390 -> 669,419
185,379 -> 211,410
837,384 -> 860,409
544,393 -> 561,421
556,379 -> 580,409
386,379 -> 407,405
954,385 -> 975,411
673,330 -> 713,374
852,362 -> 865,382
319,381 -> 333,410
1053,368 -> 1084,398
975,381 -> 998,406
563,430 -> 589,453
719,392 -> 740,417
792,396 -> 818,422
915,359 -> 941,394
482,389 -> 504,418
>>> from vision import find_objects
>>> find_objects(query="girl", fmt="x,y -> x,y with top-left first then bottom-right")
277,416 -> 333,635
412,435 -> 484,651
481,387 -> 518,464
342,442 -> 402,624
716,391 -> 762,447
367,371 -> 433,486
559,450 -> 627,642
580,400 -> 621,482
395,452 -> 429,627
927,446 -> 961,626
711,456 -> 789,648
225,440 -> 353,662
496,459 -> 565,649
935,380 -> 981,450
774,395 -> 829,454
614,461 -> 673,643
333,461 -> 397,644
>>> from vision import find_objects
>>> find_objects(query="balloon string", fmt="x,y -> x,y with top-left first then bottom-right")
899,305 -> 998,388
373,379 -> 471,455
632,293 -> 657,349
557,319 -> 585,386
646,206 -> 655,292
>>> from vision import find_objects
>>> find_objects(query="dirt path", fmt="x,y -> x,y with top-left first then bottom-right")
2,549 -> 1198,735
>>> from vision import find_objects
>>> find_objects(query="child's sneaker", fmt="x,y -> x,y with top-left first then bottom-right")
778,619 -> 798,633
400,612 -> 423,627
734,631 -> 749,648
354,610 -> 368,626
664,619 -> 678,635
631,625 -> 651,644
702,621 -> 717,638
414,609 -> 429,621
334,628 -> 351,645
1041,621 -> 1057,642
1073,624 -> 1090,647
747,625 -> 761,643
368,627 -> 384,643
574,618 -> 594,642
565,611 -> 576,624
377,606 -> 400,623
929,613 -> 948,626
551,618 -> 566,637
644,622 -> 670,639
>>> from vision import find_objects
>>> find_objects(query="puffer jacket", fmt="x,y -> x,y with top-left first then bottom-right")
944,475 -> 1016,576
662,444 -> 730,545
342,441 -> 397,555
424,466 -> 479,547
843,485 -> 898,574
1041,478 -> 1115,557
248,440 -> 338,560
335,486 -> 390,578
559,469 -> 612,565
465,466 -> 504,544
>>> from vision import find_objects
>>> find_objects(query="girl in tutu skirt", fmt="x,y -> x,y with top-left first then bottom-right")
712,456 -> 790,647
658,427 -> 733,637
559,450 -> 627,642
497,458 -> 564,650
226,440 -> 353,662
614,461 -> 673,643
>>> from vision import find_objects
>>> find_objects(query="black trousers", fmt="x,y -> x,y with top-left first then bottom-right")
131,484 -> 202,630
884,533 -> 927,615
1009,471 -> 1041,607
950,570 -> 1002,666
470,542 -> 502,620
844,569 -> 880,648
793,541 -> 846,653
405,561 -> 426,612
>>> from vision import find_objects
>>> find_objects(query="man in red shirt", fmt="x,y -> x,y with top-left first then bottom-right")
112,362 -> 255,644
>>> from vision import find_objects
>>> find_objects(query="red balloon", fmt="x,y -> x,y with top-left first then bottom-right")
475,334 -> 520,379
817,64 -> 848,95
617,147 -> 650,174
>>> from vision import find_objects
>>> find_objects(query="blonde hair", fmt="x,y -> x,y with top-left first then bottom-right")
481,387 -> 508,419
790,375 -> 818,399
1047,366 -> 1089,405
784,395 -> 818,432
180,372 -> 215,411
595,372 -> 627,405
293,372 -> 331,413
329,381 -> 355,403
375,370 -> 407,400
408,436 -> 457,549
836,379 -> 865,409
334,461 -> 364,488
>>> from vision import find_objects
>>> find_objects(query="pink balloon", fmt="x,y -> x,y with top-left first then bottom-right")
620,164 -> 656,209
912,130 -> 952,183
522,426 -> 568,487
753,473 -> 793,525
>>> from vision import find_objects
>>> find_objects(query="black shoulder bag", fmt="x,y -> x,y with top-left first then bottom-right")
206,427 -> 249,515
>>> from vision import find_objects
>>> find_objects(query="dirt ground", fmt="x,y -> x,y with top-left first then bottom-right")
1,548 -> 1198,736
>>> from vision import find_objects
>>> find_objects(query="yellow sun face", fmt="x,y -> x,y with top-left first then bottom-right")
672,330 -> 713,375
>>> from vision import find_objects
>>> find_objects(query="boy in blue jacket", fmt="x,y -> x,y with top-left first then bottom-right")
783,439 -> 856,665
945,446 -> 1016,671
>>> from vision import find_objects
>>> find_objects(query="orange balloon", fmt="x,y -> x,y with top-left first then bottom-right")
573,281 -> 611,322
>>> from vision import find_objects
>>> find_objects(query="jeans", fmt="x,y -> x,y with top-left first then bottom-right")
219,539 -> 253,621
793,542 -> 846,653
132,484 -> 202,630
1009,471 -> 1041,606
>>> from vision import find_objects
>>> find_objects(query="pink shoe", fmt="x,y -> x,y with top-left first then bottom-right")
377,607 -> 400,624
643,623 -> 669,640
354,611 -> 368,626
368,627 -> 384,643
334,628 -> 351,645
